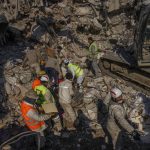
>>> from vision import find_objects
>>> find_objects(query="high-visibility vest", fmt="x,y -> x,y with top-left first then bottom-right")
89,42 -> 98,55
34,85 -> 47,96
34,85 -> 48,104
34,85 -> 55,104
68,63 -> 83,77
21,101 -> 45,131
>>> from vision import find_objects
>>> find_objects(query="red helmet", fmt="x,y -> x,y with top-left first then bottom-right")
32,79 -> 41,89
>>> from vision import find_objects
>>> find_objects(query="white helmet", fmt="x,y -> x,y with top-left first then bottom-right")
64,59 -> 70,64
110,87 -> 122,98
40,75 -> 49,82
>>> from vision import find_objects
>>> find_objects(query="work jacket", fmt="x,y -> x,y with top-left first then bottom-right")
107,100 -> 134,138
68,63 -> 83,78
59,79 -> 74,104
21,101 -> 46,132
34,85 -> 55,103
88,42 -> 98,59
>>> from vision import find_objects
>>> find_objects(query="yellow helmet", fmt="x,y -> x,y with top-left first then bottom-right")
38,70 -> 46,76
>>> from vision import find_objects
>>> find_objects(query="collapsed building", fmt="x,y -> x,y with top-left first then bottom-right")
0,0 -> 150,150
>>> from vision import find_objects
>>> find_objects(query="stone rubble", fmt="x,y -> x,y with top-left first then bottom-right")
0,0 -> 150,149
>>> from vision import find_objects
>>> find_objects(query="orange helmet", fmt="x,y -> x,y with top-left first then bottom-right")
32,79 -> 41,89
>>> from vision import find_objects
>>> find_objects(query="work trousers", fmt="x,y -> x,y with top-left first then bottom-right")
92,60 -> 101,77
107,121 -> 123,150
60,102 -> 76,123
86,59 -> 101,77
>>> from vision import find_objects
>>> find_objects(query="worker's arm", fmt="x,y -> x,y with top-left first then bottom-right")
27,109 -> 50,121
69,67 -> 75,79
90,44 -> 97,52
114,108 -> 134,133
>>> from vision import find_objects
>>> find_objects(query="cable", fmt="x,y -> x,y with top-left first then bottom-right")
0,131 -> 40,150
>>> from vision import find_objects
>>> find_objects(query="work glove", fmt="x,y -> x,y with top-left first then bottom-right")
132,130 -> 141,141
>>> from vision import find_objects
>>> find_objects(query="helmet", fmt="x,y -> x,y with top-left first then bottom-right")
110,87 -> 122,98
32,79 -> 41,89
40,75 -> 49,82
64,59 -> 70,65
38,70 -> 46,76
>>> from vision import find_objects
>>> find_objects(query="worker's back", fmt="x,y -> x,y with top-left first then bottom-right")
68,63 -> 83,77
21,99 -> 45,131
59,79 -> 73,103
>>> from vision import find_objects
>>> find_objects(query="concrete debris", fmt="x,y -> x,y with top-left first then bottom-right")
0,0 -> 150,150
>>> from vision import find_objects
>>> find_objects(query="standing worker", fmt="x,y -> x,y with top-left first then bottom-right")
107,87 -> 141,150
86,37 -> 101,77
64,59 -> 84,92
21,90 -> 50,147
59,72 -> 76,127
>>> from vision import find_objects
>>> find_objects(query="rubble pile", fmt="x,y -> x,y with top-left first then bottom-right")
0,0 -> 135,47
0,0 -> 150,149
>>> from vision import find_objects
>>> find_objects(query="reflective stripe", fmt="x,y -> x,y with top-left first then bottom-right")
25,119 -> 40,126
75,66 -> 81,75
59,86 -> 69,89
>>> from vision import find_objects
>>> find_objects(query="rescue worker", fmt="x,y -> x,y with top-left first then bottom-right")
64,59 -> 84,92
59,72 -> 76,126
32,75 -> 63,130
22,47 -> 41,75
21,90 -> 50,147
86,37 -> 101,77
107,87 -> 141,150
32,75 -> 55,103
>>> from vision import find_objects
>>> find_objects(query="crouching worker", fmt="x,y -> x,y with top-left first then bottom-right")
21,90 -> 50,147
59,72 -> 76,128
64,59 -> 84,92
